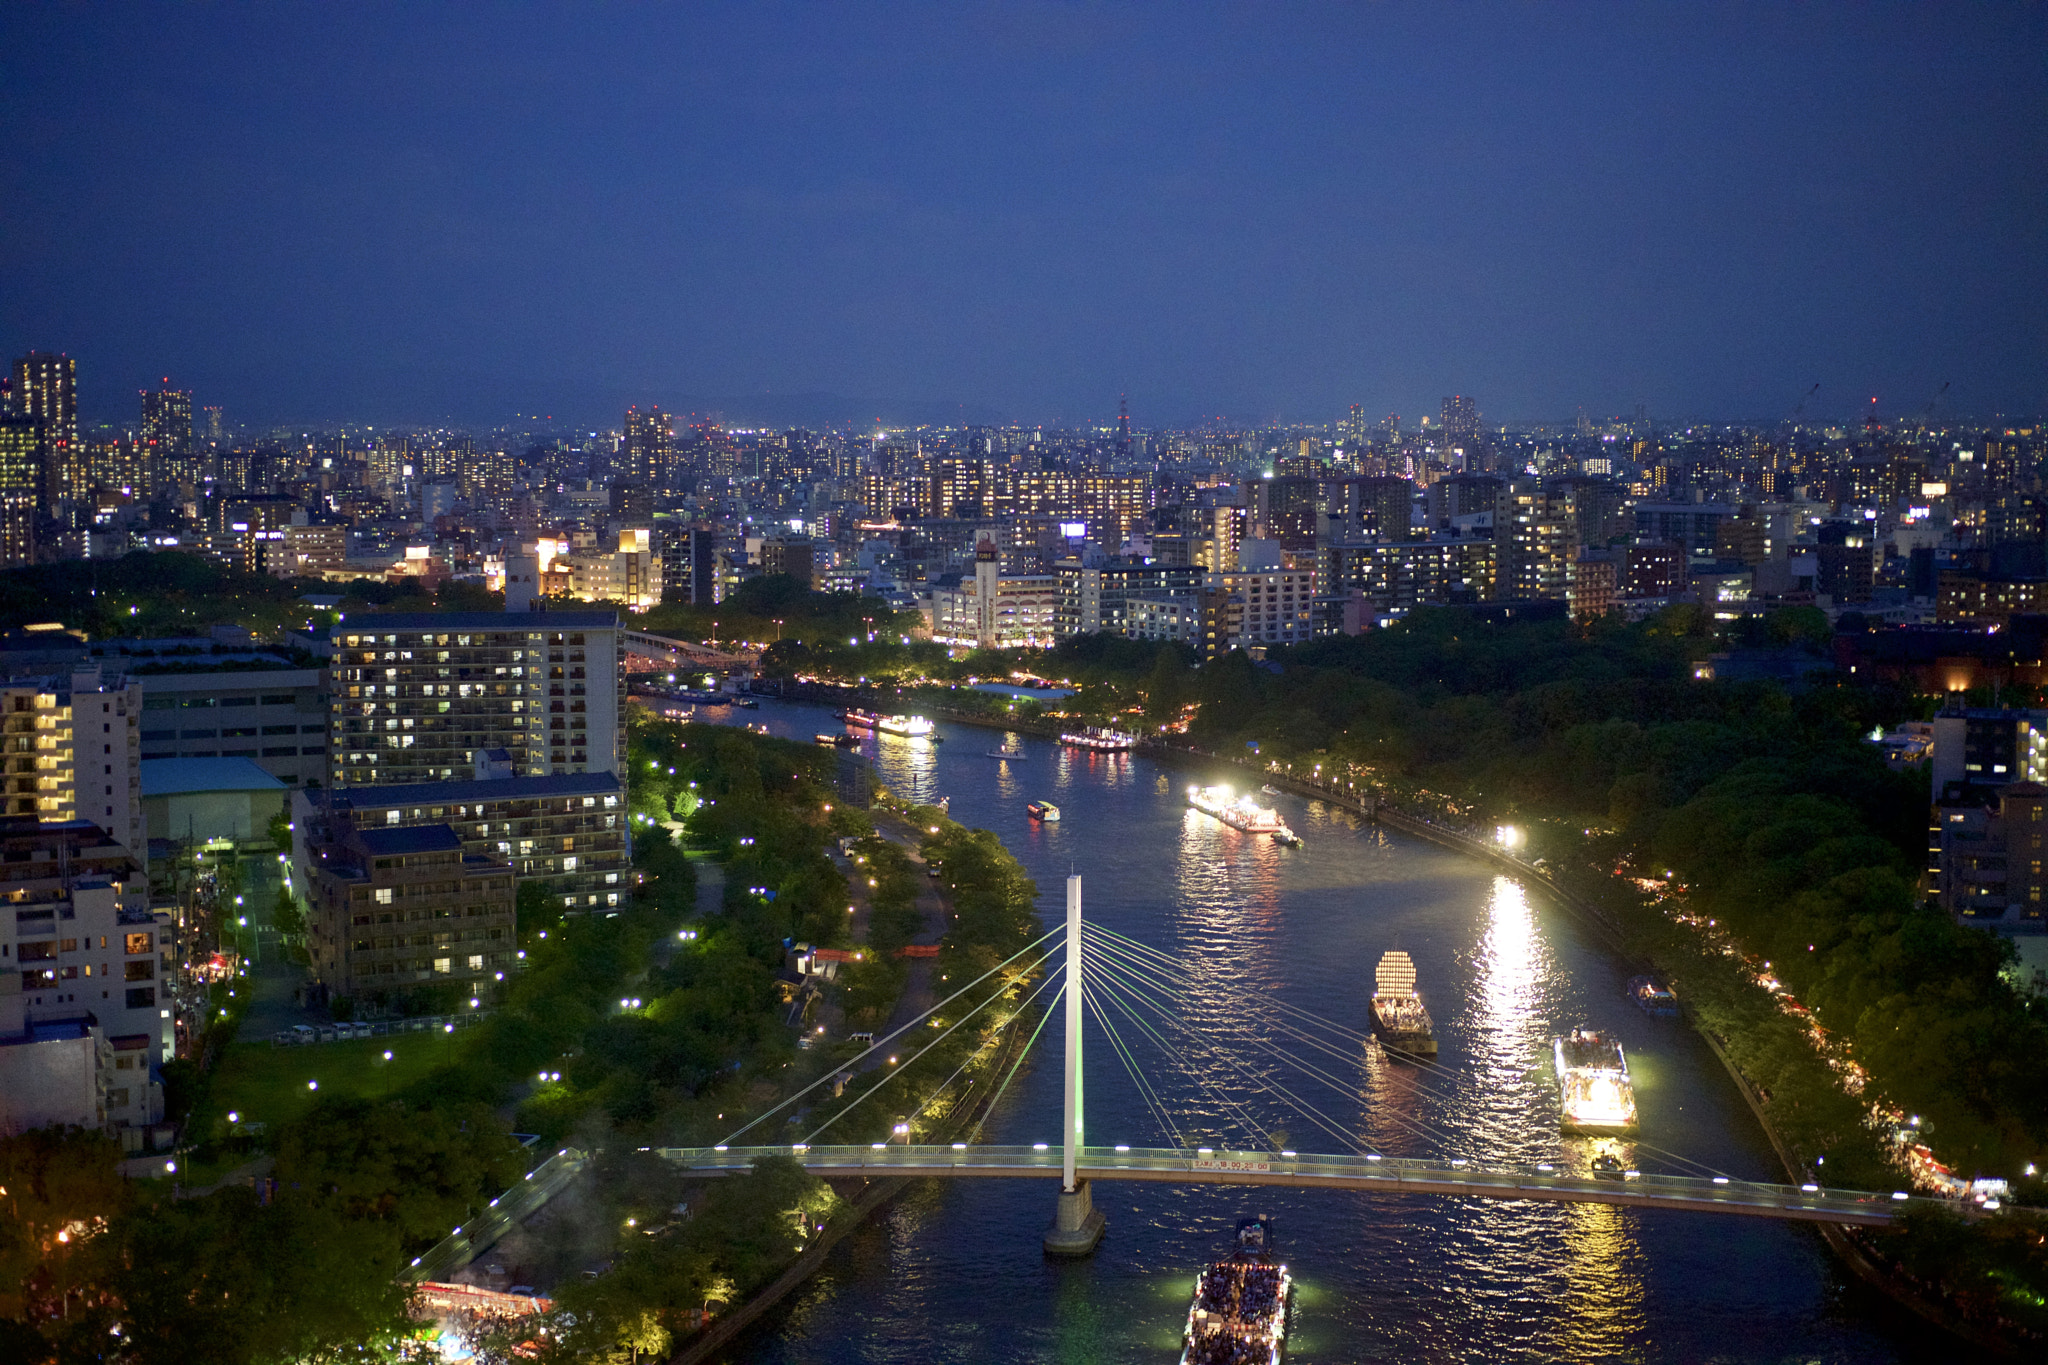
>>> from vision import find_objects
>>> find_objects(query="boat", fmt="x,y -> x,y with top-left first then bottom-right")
1590,1152 -> 1637,1182
1260,784 -> 1282,797
1553,1028 -> 1639,1134
1367,950 -> 1438,1058
814,732 -> 860,748
1059,725 -> 1137,752
1178,1216 -> 1291,1365
1185,784 -> 1301,846
985,748 -> 1028,759
675,689 -> 727,704
1625,975 -> 1679,1016
1026,801 -> 1061,822
813,733 -> 841,746
836,708 -> 938,740
731,696 -> 759,709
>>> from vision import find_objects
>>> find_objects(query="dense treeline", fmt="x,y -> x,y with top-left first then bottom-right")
1041,609 -> 2048,1177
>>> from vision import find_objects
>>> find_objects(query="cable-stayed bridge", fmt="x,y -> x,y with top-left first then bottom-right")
677,876 -> 1954,1251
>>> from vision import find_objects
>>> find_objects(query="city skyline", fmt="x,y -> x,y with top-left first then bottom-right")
5,5 -> 2044,429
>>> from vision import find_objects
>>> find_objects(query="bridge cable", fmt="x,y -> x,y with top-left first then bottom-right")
1081,937 -> 1506,1160
1079,975 -> 1191,1152
1076,949 -> 1283,1151
800,945 -> 1064,1146
718,925 -> 1061,1147
1080,943 -> 1361,1156
1083,933 -> 1531,1158
1085,926 -> 1737,1179
897,965 -> 1068,1142
1086,969 -> 1278,1153
969,980 -> 1064,1145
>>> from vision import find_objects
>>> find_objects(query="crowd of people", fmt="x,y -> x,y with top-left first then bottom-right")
1373,993 -> 1432,1032
1184,1262 -> 1287,1365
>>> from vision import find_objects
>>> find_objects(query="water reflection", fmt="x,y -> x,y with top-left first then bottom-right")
1553,1200 -> 1648,1359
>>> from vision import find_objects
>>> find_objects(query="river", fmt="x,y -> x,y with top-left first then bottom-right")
692,696 -> 1947,1364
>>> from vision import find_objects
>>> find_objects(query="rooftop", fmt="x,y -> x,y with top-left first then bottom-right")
325,771 -> 621,810
344,610 -> 619,630
356,824 -> 464,856
140,757 -> 289,797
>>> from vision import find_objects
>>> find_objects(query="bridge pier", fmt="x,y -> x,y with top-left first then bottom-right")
1044,874 -> 1105,1256
1043,1178 -> 1106,1256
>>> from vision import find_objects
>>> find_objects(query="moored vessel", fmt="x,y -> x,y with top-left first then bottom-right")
1060,725 -> 1138,752
1625,975 -> 1678,1016
1026,800 -> 1061,822
1553,1028 -> 1639,1134
1179,1215 -> 1291,1365
1367,950 -> 1437,1058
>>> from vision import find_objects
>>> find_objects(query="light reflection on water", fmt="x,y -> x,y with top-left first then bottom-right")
695,700 -> 1927,1365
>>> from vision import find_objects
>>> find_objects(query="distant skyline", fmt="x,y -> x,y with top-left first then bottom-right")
4,4 -> 2044,430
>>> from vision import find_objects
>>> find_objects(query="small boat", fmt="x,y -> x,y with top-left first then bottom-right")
1261,784 -> 1283,797
1626,975 -> 1679,1017
1026,801 -> 1061,822
813,733 -> 841,746
731,696 -> 760,709
985,748 -> 1028,759
1590,1152 -> 1634,1182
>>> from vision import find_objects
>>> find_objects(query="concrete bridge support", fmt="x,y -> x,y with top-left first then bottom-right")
1044,873 -> 1106,1256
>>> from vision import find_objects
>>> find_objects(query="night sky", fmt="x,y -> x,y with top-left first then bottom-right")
5,4 -> 2044,429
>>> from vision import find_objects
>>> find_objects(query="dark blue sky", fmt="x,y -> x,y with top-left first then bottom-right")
5,3 -> 2044,430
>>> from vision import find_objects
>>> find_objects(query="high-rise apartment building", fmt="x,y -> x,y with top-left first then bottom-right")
141,385 -> 198,490
12,353 -> 77,508
329,611 -> 623,787
624,406 -> 674,485
1441,395 -> 1479,444
0,416 -> 38,566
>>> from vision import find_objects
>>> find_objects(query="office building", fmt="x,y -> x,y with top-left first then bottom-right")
930,539 -> 1058,649
136,668 -> 326,788
329,611 -> 623,787
301,823 -> 516,1003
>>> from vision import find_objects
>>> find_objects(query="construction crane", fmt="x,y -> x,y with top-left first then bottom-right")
1919,381 -> 1951,431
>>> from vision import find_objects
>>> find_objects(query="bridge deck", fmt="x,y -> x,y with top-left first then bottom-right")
658,1144 -> 1944,1227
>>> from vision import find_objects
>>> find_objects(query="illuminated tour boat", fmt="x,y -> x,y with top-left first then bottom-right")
836,708 -> 938,740
1553,1028 -> 1639,1134
1058,725 -> 1138,752
1367,950 -> 1438,1058
1186,784 -> 1301,846
1179,1216 -> 1292,1365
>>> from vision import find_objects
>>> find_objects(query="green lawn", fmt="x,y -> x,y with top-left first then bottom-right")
200,1029 -> 474,1136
